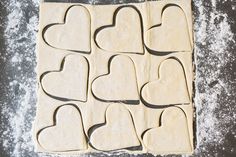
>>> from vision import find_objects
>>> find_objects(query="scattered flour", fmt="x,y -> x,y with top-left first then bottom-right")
194,0 -> 236,156
0,0 -> 235,157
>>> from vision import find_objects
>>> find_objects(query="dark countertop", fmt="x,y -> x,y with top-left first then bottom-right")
0,0 -> 235,157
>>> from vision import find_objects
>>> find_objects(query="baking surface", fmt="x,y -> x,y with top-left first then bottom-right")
0,0 -> 235,157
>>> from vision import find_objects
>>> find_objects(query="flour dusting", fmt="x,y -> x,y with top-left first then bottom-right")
194,0 -> 236,156
0,0 -> 235,157
1,0 -> 39,157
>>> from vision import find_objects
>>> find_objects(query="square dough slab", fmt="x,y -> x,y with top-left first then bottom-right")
34,1 -> 194,155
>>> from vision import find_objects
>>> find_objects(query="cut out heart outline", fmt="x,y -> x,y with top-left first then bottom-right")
40,54 -> 89,102
94,5 -> 144,54
43,5 -> 91,53
141,57 -> 190,108
142,106 -> 192,153
37,104 -> 87,152
91,55 -> 139,104
145,4 -> 192,56
89,104 -> 141,151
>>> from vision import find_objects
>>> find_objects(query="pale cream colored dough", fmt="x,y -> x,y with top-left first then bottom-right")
146,5 -> 192,52
95,6 -> 143,54
90,104 -> 140,151
34,1 -> 194,155
92,55 -> 139,102
41,54 -> 88,101
141,58 -> 190,106
44,5 -> 91,52
143,107 -> 192,153
38,105 -> 87,151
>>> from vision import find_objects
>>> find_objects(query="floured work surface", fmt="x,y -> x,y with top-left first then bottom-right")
34,0 -> 194,155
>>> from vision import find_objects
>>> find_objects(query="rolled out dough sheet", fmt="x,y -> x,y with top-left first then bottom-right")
34,0 -> 194,155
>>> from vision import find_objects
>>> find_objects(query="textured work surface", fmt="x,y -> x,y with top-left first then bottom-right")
0,0 -> 235,157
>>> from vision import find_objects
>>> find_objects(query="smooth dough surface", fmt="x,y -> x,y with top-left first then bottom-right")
38,105 -> 87,151
90,104 -> 140,151
141,58 -> 190,106
146,5 -> 192,52
44,5 -> 91,52
96,7 -> 143,54
143,107 -> 192,153
41,55 -> 88,101
92,55 -> 139,102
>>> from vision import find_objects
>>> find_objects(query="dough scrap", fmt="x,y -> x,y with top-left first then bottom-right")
38,105 -> 87,151
90,104 -> 140,151
41,55 -> 89,101
43,5 -> 91,52
92,55 -> 139,103
95,6 -> 143,54
146,4 -> 191,53
143,107 -> 192,153
141,58 -> 190,106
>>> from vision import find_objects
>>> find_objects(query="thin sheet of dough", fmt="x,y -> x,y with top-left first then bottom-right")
41,54 -> 89,101
43,5 -> 91,52
143,107 -> 192,153
95,6 -> 143,54
34,1 -> 194,155
92,55 -> 139,103
38,105 -> 87,151
90,104 -> 140,151
141,58 -> 190,106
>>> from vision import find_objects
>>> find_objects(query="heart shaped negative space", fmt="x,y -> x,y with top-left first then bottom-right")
141,57 -> 190,106
90,104 -> 140,151
41,54 -> 89,101
143,106 -> 192,153
95,6 -> 144,54
38,104 -> 87,152
146,4 -> 192,53
43,5 -> 91,53
92,55 -> 139,104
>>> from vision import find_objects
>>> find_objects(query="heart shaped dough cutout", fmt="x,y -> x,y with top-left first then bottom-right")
38,105 -> 87,151
95,6 -> 143,54
41,55 -> 89,101
92,55 -> 139,103
146,5 -> 191,52
141,58 -> 190,106
90,104 -> 140,151
43,5 -> 91,52
143,107 -> 192,153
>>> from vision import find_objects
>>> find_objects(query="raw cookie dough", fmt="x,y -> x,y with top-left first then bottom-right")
95,6 -> 143,54
38,105 -> 87,151
143,107 -> 192,153
41,54 -> 89,101
43,5 -> 91,52
92,55 -> 139,103
146,4 -> 192,52
141,58 -> 190,106
34,0 -> 194,155
90,104 -> 140,151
